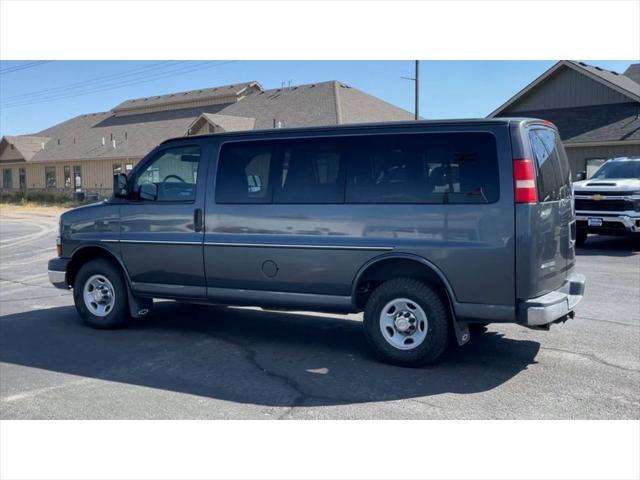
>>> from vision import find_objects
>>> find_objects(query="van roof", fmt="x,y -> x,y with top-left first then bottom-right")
161,117 -> 549,144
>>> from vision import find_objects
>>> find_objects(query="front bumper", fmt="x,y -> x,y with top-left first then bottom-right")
576,212 -> 640,233
48,257 -> 70,289
517,272 -> 586,327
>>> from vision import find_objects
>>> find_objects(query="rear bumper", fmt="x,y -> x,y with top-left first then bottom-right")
48,257 -> 70,289
517,272 -> 586,327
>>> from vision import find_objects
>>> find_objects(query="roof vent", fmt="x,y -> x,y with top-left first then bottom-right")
101,137 -> 105,146
41,142 -> 45,150
112,140 -> 117,149
594,66 -> 603,71
578,61 -> 587,66
57,139 -> 60,145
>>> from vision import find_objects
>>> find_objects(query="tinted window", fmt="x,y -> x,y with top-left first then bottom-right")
135,145 -> 200,202
45,167 -> 56,189
216,142 -> 273,204
2,169 -> 12,189
346,132 -> 499,204
529,129 -> 570,202
275,139 -> 345,203
592,160 -> 640,179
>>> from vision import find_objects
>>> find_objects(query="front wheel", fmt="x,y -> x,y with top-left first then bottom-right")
363,278 -> 449,366
73,259 -> 129,329
576,229 -> 588,247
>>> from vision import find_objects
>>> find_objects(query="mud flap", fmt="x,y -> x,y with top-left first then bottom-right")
452,320 -> 471,346
126,284 -> 153,319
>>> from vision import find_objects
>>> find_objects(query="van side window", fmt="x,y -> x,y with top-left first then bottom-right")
135,146 -> 200,202
274,139 -> 345,204
216,143 -> 273,203
346,132 -> 499,204
529,129 -> 567,202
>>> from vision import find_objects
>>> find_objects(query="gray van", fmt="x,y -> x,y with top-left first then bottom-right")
49,119 -> 585,365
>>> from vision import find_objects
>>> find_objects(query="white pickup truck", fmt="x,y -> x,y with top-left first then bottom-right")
573,157 -> 640,245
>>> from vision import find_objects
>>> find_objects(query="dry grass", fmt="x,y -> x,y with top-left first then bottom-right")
0,203 -> 70,217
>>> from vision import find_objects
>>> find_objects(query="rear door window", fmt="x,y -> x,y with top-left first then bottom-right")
529,129 -> 569,202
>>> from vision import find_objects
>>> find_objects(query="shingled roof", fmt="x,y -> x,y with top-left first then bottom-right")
489,60 -> 640,117
2,80 -> 413,163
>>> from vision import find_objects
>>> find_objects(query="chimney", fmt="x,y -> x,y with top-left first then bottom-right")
624,63 -> 640,84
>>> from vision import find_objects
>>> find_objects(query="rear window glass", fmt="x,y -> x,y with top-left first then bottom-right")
529,129 -> 571,202
346,132 -> 499,204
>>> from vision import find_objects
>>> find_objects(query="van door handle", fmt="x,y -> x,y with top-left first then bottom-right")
194,208 -> 203,232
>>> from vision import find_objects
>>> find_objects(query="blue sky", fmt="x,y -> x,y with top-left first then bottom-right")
0,60 -> 635,136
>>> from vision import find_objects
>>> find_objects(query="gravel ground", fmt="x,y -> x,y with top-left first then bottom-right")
1,208 -> 638,419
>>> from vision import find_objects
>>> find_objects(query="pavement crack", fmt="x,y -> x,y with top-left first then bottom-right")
540,346 -> 639,373
579,315 -> 640,327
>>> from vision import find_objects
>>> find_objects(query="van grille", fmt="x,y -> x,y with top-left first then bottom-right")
575,199 -> 634,212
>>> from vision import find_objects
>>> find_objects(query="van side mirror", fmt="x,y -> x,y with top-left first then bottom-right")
139,182 -> 158,201
576,171 -> 586,181
113,173 -> 128,197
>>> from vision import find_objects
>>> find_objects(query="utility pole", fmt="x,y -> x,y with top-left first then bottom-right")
414,60 -> 419,120
401,60 -> 420,120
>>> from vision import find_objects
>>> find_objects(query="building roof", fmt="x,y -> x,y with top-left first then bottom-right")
507,103 -> 640,145
489,60 -> 640,117
0,135 -> 51,161
112,81 -> 261,115
2,80 -> 414,164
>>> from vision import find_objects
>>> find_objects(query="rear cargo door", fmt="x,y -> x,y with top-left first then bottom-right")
528,127 -> 574,295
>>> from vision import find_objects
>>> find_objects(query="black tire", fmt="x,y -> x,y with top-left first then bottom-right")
363,278 -> 449,366
575,229 -> 588,247
73,258 -> 129,329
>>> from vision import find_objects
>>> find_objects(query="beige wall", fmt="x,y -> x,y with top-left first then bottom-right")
0,158 -> 142,194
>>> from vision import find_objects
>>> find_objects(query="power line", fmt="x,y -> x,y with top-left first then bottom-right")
2,61 -> 183,102
1,61 -> 238,109
0,61 -> 53,75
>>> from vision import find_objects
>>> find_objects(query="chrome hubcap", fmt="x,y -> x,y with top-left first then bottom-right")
379,298 -> 428,350
83,275 -> 115,317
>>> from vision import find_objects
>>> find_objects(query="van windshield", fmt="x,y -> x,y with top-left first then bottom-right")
591,159 -> 640,179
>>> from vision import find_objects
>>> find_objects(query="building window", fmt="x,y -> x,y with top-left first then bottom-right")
64,166 -> 71,189
125,163 -> 133,172
45,167 -> 56,189
2,168 -> 12,189
73,165 -> 82,190
585,158 -> 606,179
113,164 -> 122,174
19,168 -> 26,190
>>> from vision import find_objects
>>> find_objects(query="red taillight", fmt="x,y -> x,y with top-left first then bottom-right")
513,158 -> 538,203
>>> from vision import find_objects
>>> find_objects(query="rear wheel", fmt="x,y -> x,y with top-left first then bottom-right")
575,229 -> 588,247
363,278 -> 449,366
73,259 -> 129,329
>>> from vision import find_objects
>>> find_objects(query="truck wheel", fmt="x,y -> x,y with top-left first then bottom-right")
576,229 -> 588,247
363,278 -> 449,366
73,258 -> 129,329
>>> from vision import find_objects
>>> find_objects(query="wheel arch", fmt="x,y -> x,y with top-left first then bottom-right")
351,253 -> 458,318
67,244 -> 130,289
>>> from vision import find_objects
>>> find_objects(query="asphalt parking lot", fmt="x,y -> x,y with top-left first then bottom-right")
1,208 -> 638,419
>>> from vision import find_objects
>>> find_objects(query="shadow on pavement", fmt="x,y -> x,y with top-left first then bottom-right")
577,235 -> 640,257
0,302 -> 540,408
